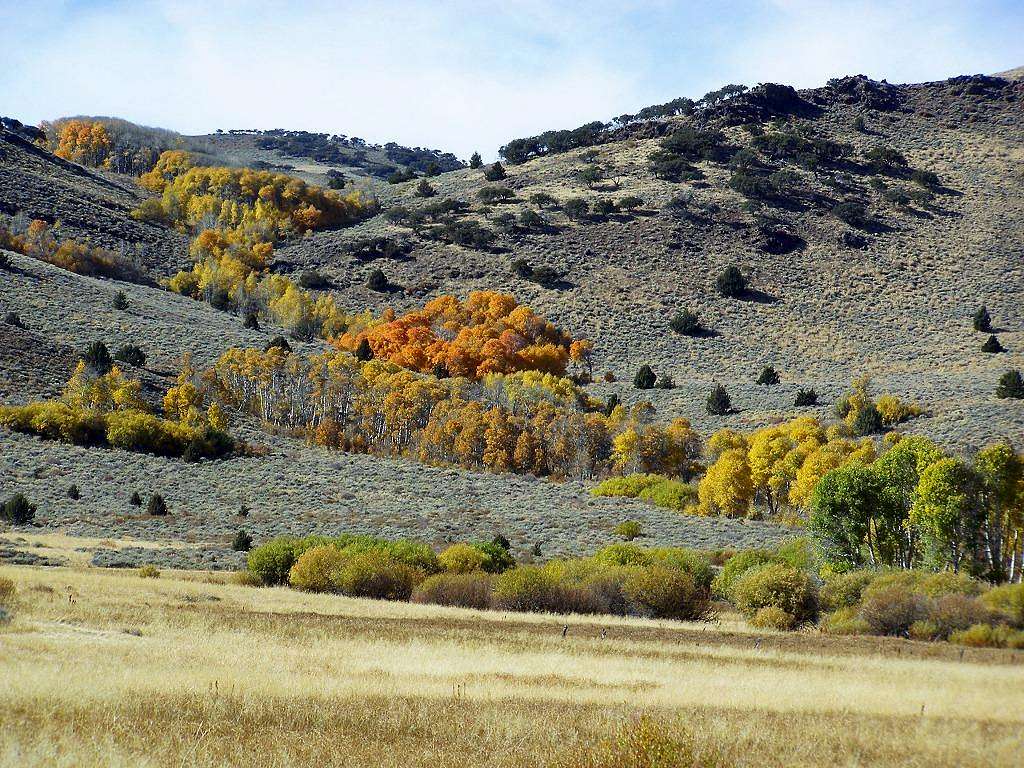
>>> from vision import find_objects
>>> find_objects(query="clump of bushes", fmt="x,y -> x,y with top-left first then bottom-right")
706,384 -> 732,415
613,520 -> 643,541
593,474 -> 698,513
412,573 -> 494,610
715,266 -> 747,298
731,562 -> 819,626
996,369 -> 1024,399
669,309 -> 702,336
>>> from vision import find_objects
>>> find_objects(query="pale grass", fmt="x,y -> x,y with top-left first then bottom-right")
1,565 -> 1023,767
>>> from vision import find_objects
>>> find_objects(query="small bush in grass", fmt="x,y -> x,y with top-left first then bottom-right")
751,606 -> 795,630
858,586 -> 929,635
289,545 -> 346,592
478,185 -> 515,204
981,583 -> 1024,627
129,491 -> 142,507
137,564 -> 160,578
733,563 -> 819,624
756,366 -> 780,385
439,543 -> 486,574
0,577 -> 15,608
529,192 -> 558,208
624,566 -> 709,620
555,715 -> 728,768
563,197 -> 590,220
794,388 -> 818,407
706,384 -> 732,415
820,569 -> 876,611
637,479 -> 698,512
67,484 -> 80,500
112,291 -> 129,310
981,334 -> 1004,353
335,550 -> 420,601
973,306 -> 991,332
230,570 -> 262,587
715,265 -> 747,298
821,607 -> 871,635
669,309 -> 702,336
918,571 -> 987,598
146,494 -> 168,516
1,493 -> 36,524
412,572 -> 494,610
4,312 -> 25,328
908,620 -> 940,641
474,538 -> 515,573
613,520 -> 643,541
833,200 -> 870,228
232,529 -> 253,552
265,335 -> 291,353
243,312 -> 260,330
415,179 -> 436,198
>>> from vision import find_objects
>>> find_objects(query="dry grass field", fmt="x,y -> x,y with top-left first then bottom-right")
2,564 -> 1022,767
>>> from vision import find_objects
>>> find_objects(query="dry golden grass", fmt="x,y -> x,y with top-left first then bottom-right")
1,564 -> 1023,767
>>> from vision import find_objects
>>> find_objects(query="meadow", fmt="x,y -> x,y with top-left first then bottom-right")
2,564 -> 1022,767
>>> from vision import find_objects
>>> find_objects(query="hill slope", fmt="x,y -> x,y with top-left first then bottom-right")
1,70 -> 1022,568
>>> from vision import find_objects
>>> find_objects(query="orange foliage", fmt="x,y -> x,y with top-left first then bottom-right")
336,291 -> 587,380
53,119 -> 113,167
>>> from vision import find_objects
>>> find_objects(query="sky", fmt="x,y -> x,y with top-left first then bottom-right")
1,1 -> 1022,160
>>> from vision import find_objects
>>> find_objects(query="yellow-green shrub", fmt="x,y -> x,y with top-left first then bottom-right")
438,543 -> 486,574
820,569 -> 877,611
623,566 -> 709,620
821,606 -> 870,635
949,623 -> 1024,649
0,577 -> 15,608
412,573 -> 494,610
732,563 -> 819,624
750,606 -> 795,631
981,583 -> 1024,627
333,550 -> 420,601
857,586 -> 929,635
289,545 -> 347,592
711,548 -> 777,600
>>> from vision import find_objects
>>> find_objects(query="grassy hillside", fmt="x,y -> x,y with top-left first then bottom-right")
1,70 -> 1022,569
1,564 -> 1022,767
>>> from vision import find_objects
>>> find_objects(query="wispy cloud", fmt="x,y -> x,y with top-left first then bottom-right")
1,0 -> 1021,159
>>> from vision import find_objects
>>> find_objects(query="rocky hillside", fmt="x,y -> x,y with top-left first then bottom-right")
1,70 -> 1022,568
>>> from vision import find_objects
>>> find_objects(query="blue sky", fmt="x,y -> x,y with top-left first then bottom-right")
1,1 -> 1021,159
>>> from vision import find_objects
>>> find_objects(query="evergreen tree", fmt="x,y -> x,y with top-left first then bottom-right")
130,491 -> 142,507
982,335 -> 1004,353
794,388 -> 818,407
633,365 -> 656,389
484,162 -> 506,181
469,152 -> 483,169
232,529 -> 253,552
756,365 -> 781,385
706,384 -> 732,415
83,341 -> 112,374
973,305 -> 992,332
112,291 -> 129,310
355,338 -> 374,362
669,309 -> 701,336
146,494 -> 168,516
996,369 -> 1024,399
367,268 -> 389,292
851,403 -> 883,436
0,493 -> 35,524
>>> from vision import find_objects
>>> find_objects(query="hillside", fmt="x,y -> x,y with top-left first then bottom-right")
1,70 -> 1022,570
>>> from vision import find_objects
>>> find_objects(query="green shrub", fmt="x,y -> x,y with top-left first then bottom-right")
648,548 -> 714,591
637,479 -> 698,511
112,291 -> 129,310
483,162 -> 506,181
67,484 -> 80,500
439,543 -> 486,574
623,566 -> 709,620
794,388 -> 818,407
592,474 -> 664,499
669,308 -> 702,336
821,607 -> 870,635
820,569 -> 876,611
711,549 -> 776,599
973,306 -> 991,332
563,197 -> 590,220
981,583 -> 1024,627
858,586 -> 929,635
474,538 -> 515,573
113,345 -> 146,368
613,520 -> 643,541
981,335 -> 1004,353
908,620 -> 940,641
137,565 -> 160,579
334,550 -> 420,601
289,545 -> 346,592
1,493 -> 36,524
732,563 -> 819,624
918,571 -> 986,598
716,266 -> 746,298
412,572 -> 494,610
996,369 -> 1024,399
591,543 -> 653,568
130,491 -> 142,506
83,341 -> 113,374
367,268 -> 389,292
633,365 -> 656,390
478,185 -> 515,204
756,366 -> 780,385
773,538 -> 815,571
750,606 -> 795,631
248,537 -> 302,585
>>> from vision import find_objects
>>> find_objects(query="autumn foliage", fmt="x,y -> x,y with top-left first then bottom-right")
336,291 -> 592,380
0,218 -> 145,282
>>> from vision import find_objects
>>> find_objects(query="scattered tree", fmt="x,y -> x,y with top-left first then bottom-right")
232,529 -> 253,552
716,266 -> 747,298
469,152 -> 482,169
483,162 -> 506,181
756,366 -> 780,385
83,341 -> 113,374
794,388 -> 818,407
706,384 -> 732,415
973,306 -> 992,333
112,291 -> 129,310
982,335 -> 1005,354
669,309 -> 702,336
1,494 -> 35,524
634,365 -> 656,390
996,370 -> 1024,399
367,268 -> 389,292
146,494 -> 168,517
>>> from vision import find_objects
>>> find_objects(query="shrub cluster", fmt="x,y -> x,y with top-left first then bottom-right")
592,474 -> 698,512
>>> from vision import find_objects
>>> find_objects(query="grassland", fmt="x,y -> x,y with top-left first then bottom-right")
2,564 -> 1022,767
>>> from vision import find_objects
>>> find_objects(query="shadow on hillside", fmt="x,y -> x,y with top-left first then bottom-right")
738,289 -> 779,305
